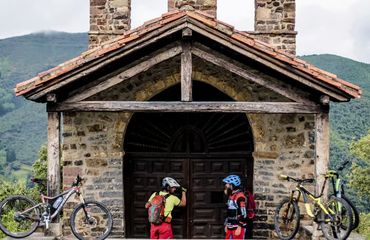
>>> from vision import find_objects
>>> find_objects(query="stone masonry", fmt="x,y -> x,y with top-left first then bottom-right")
61,55 -> 315,238
168,0 -> 217,17
252,0 -> 296,55
89,0 -> 131,48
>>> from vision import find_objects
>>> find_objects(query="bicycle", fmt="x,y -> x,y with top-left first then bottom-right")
274,175 -> 353,240
0,175 -> 113,240
327,160 -> 360,230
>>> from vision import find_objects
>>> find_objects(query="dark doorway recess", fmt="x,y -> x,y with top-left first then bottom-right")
124,81 -> 254,239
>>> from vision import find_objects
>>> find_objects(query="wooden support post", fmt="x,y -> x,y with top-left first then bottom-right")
181,28 -> 192,102
47,112 -> 61,197
313,110 -> 330,239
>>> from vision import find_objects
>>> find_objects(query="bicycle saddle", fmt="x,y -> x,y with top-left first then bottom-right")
31,178 -> 46,185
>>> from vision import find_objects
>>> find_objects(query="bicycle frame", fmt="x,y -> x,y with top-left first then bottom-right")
17,185 -> 84,226
289,177 -> 335,221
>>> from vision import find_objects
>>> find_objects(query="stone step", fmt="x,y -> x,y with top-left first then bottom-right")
4,232 -> 57,240
302,225 -> 365,240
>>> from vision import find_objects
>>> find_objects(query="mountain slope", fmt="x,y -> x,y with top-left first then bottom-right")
0,32 -> 87,179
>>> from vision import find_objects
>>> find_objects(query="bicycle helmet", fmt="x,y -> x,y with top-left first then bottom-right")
162,177 -> 181,188
223,175 -> 241,187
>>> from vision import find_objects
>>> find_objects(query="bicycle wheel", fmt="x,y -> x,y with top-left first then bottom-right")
0,195 -> 39,238
70,200 -> 113,240
341,195 -> 360,230
274,198 -> 300,240
320,196 -> 353,240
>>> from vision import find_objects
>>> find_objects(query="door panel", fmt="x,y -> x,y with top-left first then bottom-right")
125,155 -> 249,239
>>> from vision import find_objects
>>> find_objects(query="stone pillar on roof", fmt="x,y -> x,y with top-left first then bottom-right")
89,0 -> 131,49
168,0 -> 217,18
252,0 -> 297,55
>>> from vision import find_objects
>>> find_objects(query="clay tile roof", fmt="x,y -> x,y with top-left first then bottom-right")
15,10 -> 361,100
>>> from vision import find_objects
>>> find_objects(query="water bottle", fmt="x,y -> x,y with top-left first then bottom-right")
52,197 -> 63,209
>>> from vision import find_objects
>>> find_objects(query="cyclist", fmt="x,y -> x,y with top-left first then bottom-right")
223,175 -> 247,240
145,177 -> 186,239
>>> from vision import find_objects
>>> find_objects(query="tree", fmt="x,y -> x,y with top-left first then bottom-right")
32,145 -> 47,194
0,88 -> 15,115
348,130 -> 370,197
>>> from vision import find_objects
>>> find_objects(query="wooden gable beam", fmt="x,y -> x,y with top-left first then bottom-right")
192,45 -> 316,105
48,101 -> 322,113
64,45 -> 182,102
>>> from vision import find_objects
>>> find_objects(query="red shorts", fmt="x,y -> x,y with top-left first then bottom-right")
225,227 -> 246,240
150,222 -> 173,239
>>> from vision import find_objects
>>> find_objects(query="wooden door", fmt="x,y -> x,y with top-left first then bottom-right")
124,112 -> 253,239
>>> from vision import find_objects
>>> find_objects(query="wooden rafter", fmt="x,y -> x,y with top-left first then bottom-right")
192,45 -> 315,105
186,21 -> 348,101
27,20 -> 188,101
47,101 -> 322,113
65,45 -> 182,102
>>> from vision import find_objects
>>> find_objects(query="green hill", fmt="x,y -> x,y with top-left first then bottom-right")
0,32 -> 87,180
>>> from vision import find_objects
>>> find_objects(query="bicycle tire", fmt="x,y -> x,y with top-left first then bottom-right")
341,195 -> 360,230
70,200 -> 113,240
320,196 -> 353,240
274,198 -> 300,240
0,195 -> 39,238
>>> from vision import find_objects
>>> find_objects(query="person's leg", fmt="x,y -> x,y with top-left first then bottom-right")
232,227 -> 246,240
158,222 -> 173,239
225,228 -> 233,239
150,224 -> 159,239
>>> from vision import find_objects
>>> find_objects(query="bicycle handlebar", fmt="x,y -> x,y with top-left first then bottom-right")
72,175 -> 84,187
279,175 -> 315,184
337,160 -> 350,172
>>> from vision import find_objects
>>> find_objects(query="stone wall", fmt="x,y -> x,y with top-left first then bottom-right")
89,0 -> 131,48
61,56 -> 315,238
253,0 -> 296,55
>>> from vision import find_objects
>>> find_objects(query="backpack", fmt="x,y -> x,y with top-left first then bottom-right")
245,190 -> 256,219
148,192 -> 170,224
232,190 -> 257,220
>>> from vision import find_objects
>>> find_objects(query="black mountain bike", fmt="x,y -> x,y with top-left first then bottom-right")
0,175 -> 113,239
274,175 -> 353,240
327,160 -> 360,230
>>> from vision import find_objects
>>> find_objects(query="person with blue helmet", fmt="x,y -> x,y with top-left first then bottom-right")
223,175 -> 247,240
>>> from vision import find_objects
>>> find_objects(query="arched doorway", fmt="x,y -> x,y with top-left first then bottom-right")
124,82 -> 254,239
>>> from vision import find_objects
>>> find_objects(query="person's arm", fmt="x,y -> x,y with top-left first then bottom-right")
178,190 -> 186,207
145,192 -> 155,208
237,196 -> 247,226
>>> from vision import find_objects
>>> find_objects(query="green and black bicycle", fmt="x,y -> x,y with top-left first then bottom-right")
274,174 -> 353,240
327,160 -> 360,230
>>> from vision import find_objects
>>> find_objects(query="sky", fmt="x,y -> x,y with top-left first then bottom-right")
0,0 -> 369,63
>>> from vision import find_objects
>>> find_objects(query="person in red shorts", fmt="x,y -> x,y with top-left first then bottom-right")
145,177 -> 186,239
223,175 -> 247,240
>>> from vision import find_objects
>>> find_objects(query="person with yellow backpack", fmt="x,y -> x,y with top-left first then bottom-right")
145,177 -> 186,239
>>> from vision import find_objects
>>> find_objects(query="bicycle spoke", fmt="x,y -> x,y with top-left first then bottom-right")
0,196 -> 39,238
320,196 -> 353,240
70,201 -> 112,240
274,199 -> 300,240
